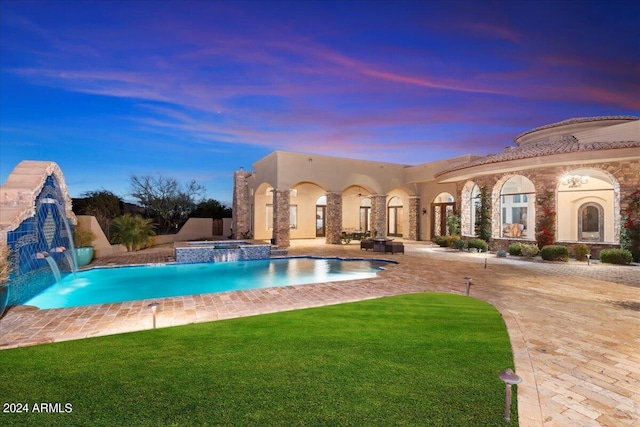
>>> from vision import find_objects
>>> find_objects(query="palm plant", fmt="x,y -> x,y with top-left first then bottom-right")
110,214 -> 156,251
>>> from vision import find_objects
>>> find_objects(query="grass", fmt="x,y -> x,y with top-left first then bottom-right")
0,293 -> 517,426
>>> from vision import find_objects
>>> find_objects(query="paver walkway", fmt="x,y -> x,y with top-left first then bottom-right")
1,240 -> 638,426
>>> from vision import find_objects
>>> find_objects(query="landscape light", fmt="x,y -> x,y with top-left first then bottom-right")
498,368 -> 522,423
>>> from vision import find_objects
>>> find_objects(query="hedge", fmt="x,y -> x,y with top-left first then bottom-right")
540,245 -> 569,262
599,249 -> 633,265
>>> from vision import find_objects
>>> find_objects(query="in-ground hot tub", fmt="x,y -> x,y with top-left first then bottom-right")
174,240 -> 272,263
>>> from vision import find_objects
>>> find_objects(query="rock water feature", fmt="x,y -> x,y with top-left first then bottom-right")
0,161 -> 78,316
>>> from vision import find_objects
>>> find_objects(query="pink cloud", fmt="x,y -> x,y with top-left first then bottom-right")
458,22 -> 523,44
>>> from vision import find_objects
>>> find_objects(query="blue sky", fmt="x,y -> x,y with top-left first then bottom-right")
1,0 -> 638,205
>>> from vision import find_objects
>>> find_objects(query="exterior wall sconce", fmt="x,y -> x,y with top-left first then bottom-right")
422,208 -> 427,215
561,174 -> 588,188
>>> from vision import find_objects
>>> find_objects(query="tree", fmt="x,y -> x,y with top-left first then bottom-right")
621,190 -> 640,262
110,214 -> 156,251
73,190 -> 123,236
192,199 -> 232,219
474,186 -> 491,242
129,174 -> 205,234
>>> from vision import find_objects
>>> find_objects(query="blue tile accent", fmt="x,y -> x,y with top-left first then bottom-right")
175,242 -> 271,264
6,174 -> 76,305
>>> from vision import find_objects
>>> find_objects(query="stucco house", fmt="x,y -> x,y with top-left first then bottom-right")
232,116 -> 640,252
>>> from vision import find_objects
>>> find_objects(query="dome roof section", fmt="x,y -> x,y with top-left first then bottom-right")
434,116 -> 639,180
514,116 -> 638,146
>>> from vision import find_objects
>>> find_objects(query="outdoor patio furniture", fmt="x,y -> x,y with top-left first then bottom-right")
360,239 -> 374,250
372,237 -> 393,252
384,241 -> 404,254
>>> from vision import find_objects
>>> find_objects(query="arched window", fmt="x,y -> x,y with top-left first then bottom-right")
578,203 -> 604,242
500,176 -> 535,239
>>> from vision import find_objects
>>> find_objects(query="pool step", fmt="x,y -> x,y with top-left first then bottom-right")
270,247 -> 288,257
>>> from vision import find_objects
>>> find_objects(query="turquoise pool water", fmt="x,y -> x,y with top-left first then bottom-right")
25,257 -> 391,309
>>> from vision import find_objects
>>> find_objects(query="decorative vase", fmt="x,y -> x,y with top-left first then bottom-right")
75,247 -> 94,267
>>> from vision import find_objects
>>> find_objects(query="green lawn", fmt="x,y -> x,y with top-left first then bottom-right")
1,293 -> 517,426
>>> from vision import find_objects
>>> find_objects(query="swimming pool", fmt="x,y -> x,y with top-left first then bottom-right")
24,257 -> 392,309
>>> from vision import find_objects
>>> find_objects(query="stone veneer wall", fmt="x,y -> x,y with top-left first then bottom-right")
370,195 -> 387,238
455,160 -> 640,251
232,170 -> 252,239
272,189 -> 290,248
325,192 -> 342,244
408,196 -> 420,240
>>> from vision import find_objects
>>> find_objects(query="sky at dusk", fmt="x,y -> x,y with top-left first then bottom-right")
1,0 -> 639,205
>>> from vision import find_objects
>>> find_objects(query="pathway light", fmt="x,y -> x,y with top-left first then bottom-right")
498,368 -> 522,423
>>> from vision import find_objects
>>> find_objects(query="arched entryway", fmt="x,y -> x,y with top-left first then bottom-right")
316,195 -> 327,237
557,168 -> 618,243
431,192 -> 455,237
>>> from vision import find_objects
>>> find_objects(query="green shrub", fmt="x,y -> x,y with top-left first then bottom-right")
540,245 -> 569,262
446,235 -> 461,248
496,250 -> 507,258
467,238 -> 488,252
446,213 -> 461,236
452,239 -> 466,251
74,227 -> 95,248
520,244 -> 540,258
434,236 -> 448,247
599,249 -> 633,265
110,214 -> 156,252
508,242 -> 524,256
570,244 -> 590,261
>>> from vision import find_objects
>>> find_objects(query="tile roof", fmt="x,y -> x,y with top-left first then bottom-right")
435,140 -> 640,177
514,115 -> 639,143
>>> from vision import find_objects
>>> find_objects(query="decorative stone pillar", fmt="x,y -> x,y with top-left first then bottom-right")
408,196 -> 421,240
272,189 -> 290,248
232,170 -> 252,239
325,192 -> 343,244
370,194 -> 387,238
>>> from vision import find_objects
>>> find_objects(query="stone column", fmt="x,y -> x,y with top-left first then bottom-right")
232,170 -> 252,239
408,196 -> 421,240
325,192 -> 343,244
370,194 -> 387,238
272,189 -> 290,248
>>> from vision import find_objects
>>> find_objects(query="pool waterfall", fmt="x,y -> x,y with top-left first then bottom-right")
1,162 -> 79,316
174,241 -> 272,264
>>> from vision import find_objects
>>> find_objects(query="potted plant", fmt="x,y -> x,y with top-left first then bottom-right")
73,227 -> 96,267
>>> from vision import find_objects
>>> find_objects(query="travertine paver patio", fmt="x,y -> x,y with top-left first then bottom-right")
0,240 -> 638,427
